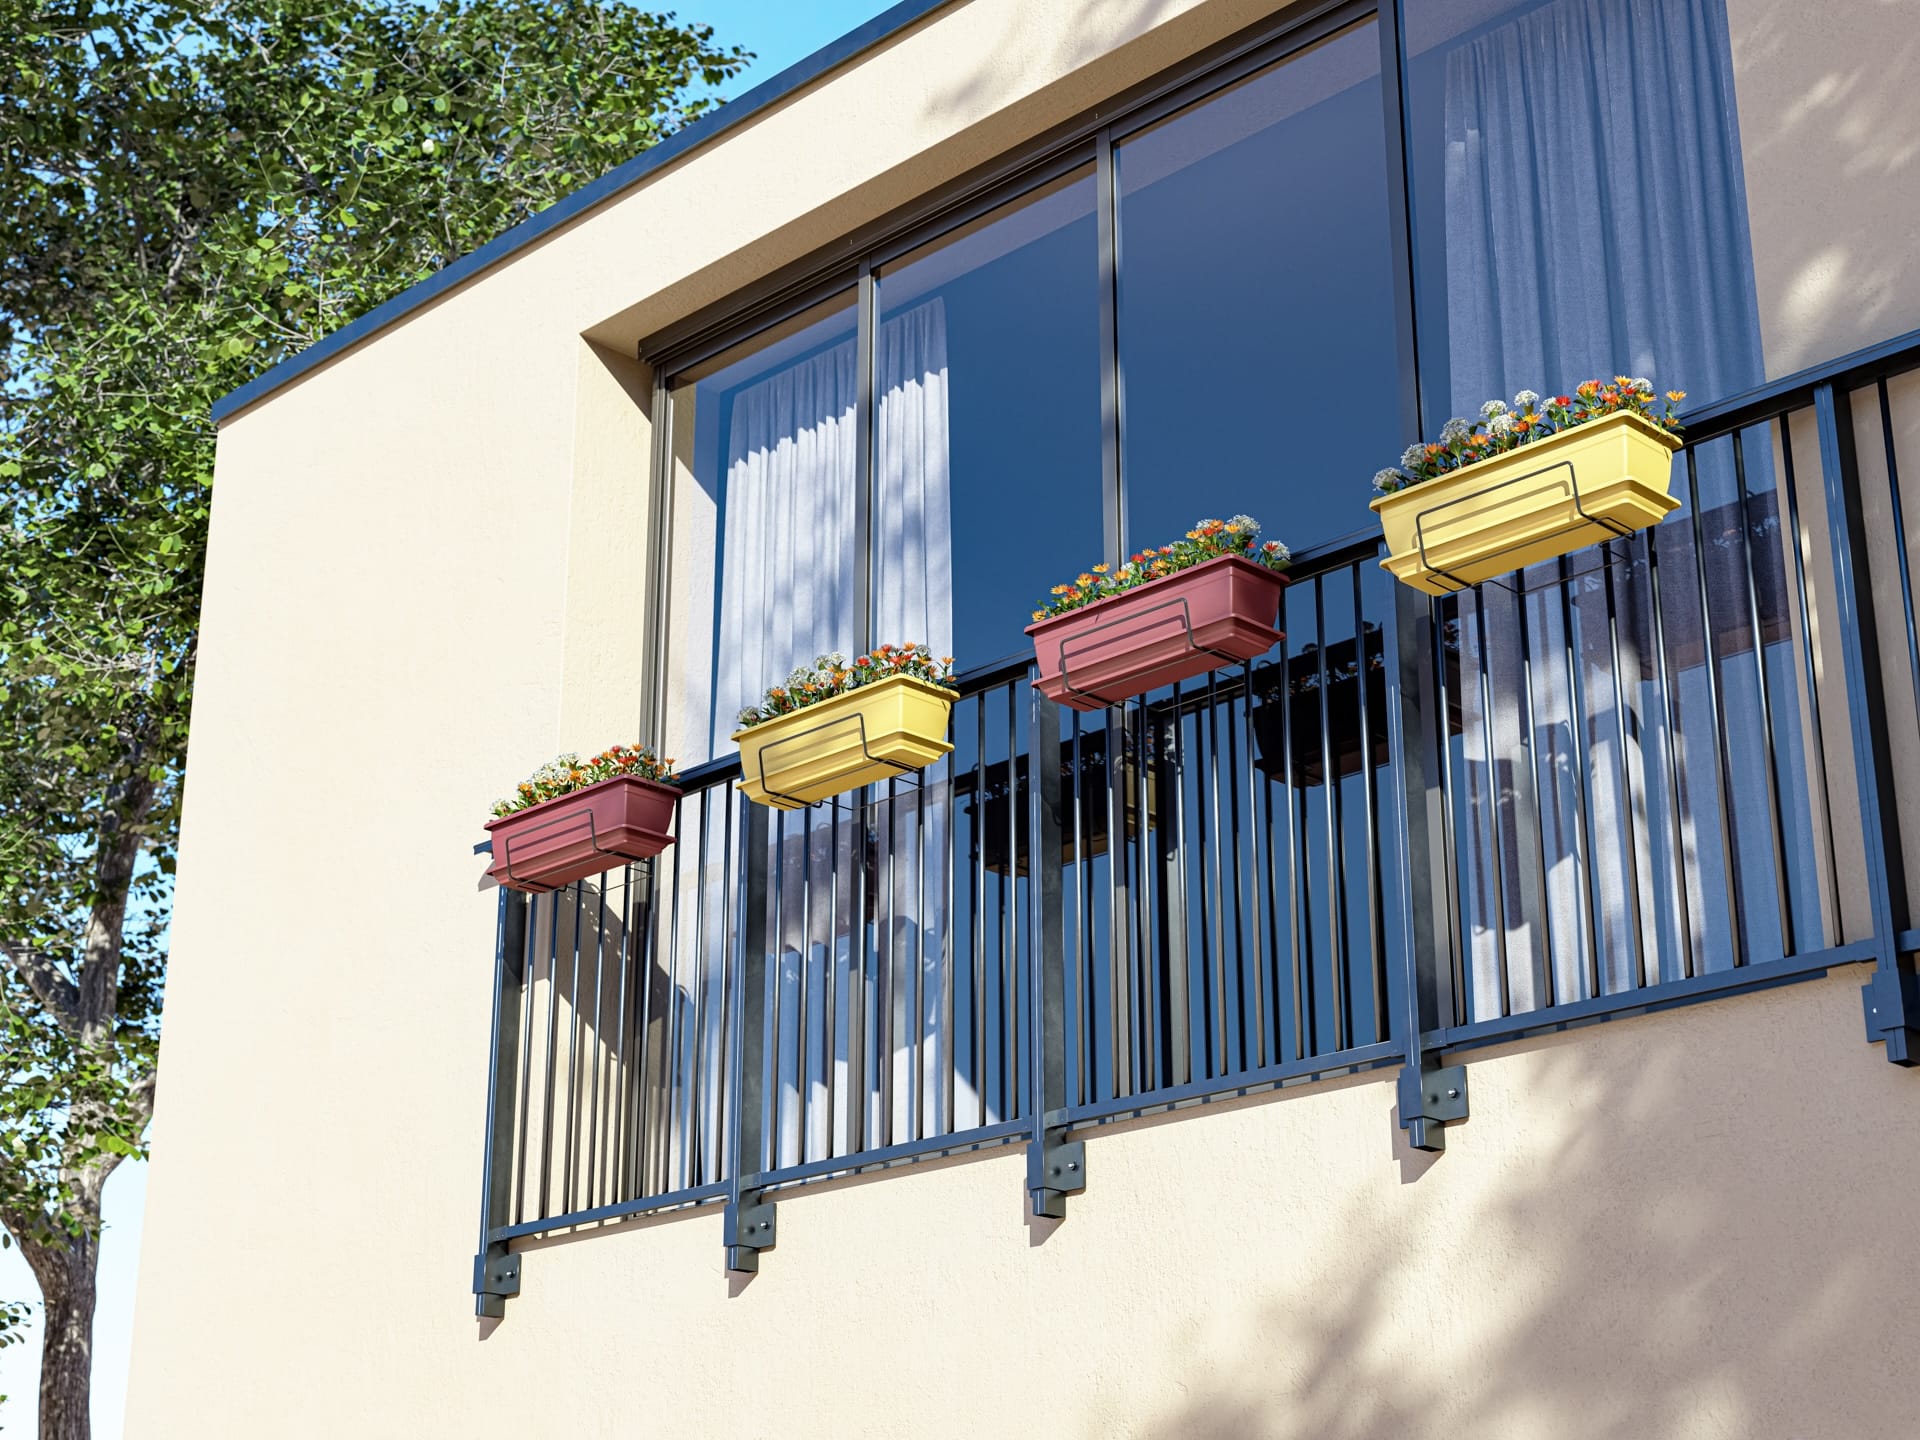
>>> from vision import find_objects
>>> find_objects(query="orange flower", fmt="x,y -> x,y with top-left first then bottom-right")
1666,390 -> 1686,403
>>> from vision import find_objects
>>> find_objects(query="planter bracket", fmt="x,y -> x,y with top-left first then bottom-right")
1053,593 -> 1245,708
1410,457 -> 1635,595
752,707 -> 920,809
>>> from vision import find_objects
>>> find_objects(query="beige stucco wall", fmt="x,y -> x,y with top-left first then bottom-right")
127,0 -> 1920,1435
1730,0 -> 1920,375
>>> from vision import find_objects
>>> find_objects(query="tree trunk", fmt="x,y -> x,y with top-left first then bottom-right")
29,1229 -> 98,1440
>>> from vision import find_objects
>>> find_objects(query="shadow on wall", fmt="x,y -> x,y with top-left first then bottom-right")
1126,984 -> 1914,1439
1731,0 -> 1920,371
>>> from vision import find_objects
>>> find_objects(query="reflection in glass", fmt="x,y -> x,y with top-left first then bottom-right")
1116,20 -> 1397,555
875,167 -> 1102,668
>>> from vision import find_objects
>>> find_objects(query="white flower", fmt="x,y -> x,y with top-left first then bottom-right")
1630,377 -> 1652,393
1489,412 -> 1516,437
1439,417 -> 1472,445
1513,389 -> 1540,412
1226,513 -> 1260,537
1372,467 -> 1409,493
1400,443 -> 1428,470
1480,399 -> 1509,420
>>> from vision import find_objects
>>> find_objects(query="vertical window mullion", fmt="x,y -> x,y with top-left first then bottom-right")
1376,0 -> 1423,442
855,260 -> 877,652
1096,127 -> 1123,566
642,369 -> 676,744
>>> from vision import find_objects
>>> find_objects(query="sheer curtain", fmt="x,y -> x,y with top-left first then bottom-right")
710,299 -> 961,1165
1437,0 -> 1789,1016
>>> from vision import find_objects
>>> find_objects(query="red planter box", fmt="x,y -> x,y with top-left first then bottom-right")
483,774 -> 678,894
1027,554 -> 1288,711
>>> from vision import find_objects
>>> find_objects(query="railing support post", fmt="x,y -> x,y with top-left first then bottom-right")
473,885 -> 529,1317
1027,690 -> 1085,1217
1385,583 -> 1467,1150
1813,383 -> 1918,1062
725,800 -> 778,1270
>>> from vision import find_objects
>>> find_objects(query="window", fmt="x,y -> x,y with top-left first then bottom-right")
1116,19 -> 1399,554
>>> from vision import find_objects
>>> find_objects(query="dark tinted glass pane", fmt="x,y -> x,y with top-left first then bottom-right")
1116,20 -> 1397,557
874,168 -> 1102,671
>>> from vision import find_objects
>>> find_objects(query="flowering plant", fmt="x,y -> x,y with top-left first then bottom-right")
490,743 -> 677,818
735,643 -> 957,730
1370,378 -> 1687,495
1033,515 -> 1291,622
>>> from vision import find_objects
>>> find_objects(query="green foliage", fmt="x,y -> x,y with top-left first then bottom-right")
0,0 -> 748,1410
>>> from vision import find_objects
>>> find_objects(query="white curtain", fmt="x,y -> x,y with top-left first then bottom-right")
1440,0 -> 1773,1016
707,298 -> 969,1166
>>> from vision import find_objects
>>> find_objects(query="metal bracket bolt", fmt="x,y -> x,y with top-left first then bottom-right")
1027,1137 -> 1086,1220
1861,969 -> 1920,1066
1398,1063 -> 1468,1153
724,1194 -> 777,1274
472,1249 -> 521,1311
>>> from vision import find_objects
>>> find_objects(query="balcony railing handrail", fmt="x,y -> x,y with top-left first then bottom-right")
474,327 -> 1920,1314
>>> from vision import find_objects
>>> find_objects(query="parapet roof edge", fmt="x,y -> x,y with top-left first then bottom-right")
209,0 -> 954,425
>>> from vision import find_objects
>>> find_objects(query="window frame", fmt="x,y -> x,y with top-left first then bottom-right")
640,0 -> 1424,742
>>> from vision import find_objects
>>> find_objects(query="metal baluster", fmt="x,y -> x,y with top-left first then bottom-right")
1731,428 -> 1797,954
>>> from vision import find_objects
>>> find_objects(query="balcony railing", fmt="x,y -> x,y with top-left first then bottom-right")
473,329 -> 1920,1314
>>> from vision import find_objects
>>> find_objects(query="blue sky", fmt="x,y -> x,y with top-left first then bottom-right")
0,4 -> 893,1435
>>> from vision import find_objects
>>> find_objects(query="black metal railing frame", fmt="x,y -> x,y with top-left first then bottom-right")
474,328 -> 1920,1315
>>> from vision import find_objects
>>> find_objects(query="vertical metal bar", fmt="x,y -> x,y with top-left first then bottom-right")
846,794 -> 868,1154
1643,527 -> 1696,980
1229,664 -> 1259,1068
474,888 -> 529,1317
1877,380 -> 1920,727
1512,584 -> 1553,1008
537,886 -> 562,1217
1814,382 -> 1915,1060
1162,685 -> 1192,1086
1433,600 -> 1466,1021
1204,669 -> 1228,1075
714,790 -> 738,1183
609,866 -> 635,1203
1778,415 -> 1844,938
724,802 -> 774,1272
632,848 -> 665,1198
1069,711 -> 1090,1104
797,806 -> 814,1162
1353,567 -> 1386,1043
561,882 -> 585,1215
824,797 -> 841,1152
685,791 -> 712,1186
771,810 -> 789,1165
1600,555 -> 1648,988
909,772 -> 927,1142
585,872 -> 610,1207
511,893 -> 538,1224
1004,687 -> 1019,1115
1731,428 -> 1796,952
1279,610 -> 1305,1060
1134,700 -> 1156,1091
1315,576 -> 1347,1048
974,700 -> 989,1123
1471,595 -> 1512,1016
1026,690 -> 1082,1218
877,784 -> 896,1146
1556,558 -> 1601,999
942,742 -> 957,1134
1685,446 -> 1749,968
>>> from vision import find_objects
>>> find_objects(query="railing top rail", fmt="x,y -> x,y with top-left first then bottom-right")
1677,323 -> 1920,443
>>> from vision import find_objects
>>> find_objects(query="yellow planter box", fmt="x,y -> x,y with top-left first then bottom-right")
1371,410 -> 1683,595
733,673 -> 956,810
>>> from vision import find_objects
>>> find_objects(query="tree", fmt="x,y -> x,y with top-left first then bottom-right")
0,5 -> 748,1435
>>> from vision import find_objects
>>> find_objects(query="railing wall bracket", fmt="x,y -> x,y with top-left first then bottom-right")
1397,1063 -> 1468,1153
1862,969 -> 1920,1067
1027,1129 -> 1086,1220
724,1194 -> 777,1274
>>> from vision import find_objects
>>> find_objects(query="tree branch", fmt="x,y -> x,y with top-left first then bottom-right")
0,938 -> 81,1035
